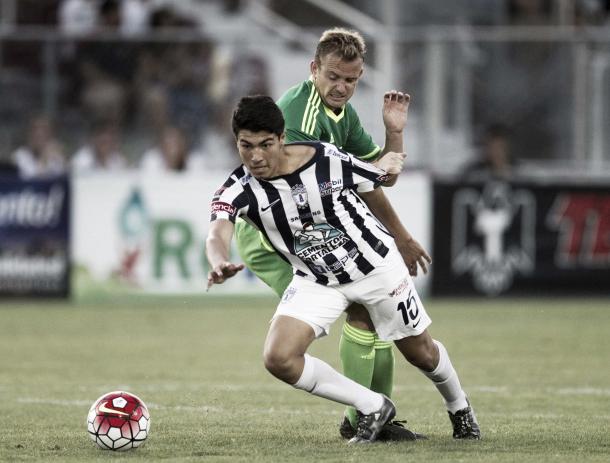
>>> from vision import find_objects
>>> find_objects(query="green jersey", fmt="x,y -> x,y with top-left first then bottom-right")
277,78 -> 381,161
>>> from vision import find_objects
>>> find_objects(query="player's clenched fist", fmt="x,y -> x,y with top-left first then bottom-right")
376,151 -> 406,175
207,261 -> 245,289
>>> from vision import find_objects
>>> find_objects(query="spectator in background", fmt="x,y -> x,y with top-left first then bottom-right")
203,48 -> 270,170
134,6 -> 213,144
59,0 -> 98,36
12,114 -> 66,178
77,0 -> 138,126
0,157 -> 19,177
573,0 -> 610,24
72,123 -> 127,172
165,41 -> 213,140
120,0 -> 153,36
472,0 -> 570,161
507,0 -> 552,24
462,124 -> 514,181
139,125 -> 205,172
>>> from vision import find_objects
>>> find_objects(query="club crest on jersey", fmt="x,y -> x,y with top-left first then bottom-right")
280,286 -> 297,303
291,184 -> 309,209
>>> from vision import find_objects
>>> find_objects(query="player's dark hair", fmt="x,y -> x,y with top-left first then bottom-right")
231,95 -> 285,138
315,27 -> 366,64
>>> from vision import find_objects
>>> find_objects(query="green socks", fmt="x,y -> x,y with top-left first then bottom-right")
339,323 -> 395,429
371,339 -> 394,400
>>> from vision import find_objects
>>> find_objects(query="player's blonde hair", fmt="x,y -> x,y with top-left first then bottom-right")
315,27 -> 366,64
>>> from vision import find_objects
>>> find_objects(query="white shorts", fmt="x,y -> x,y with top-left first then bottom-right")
272,255 -> 431,341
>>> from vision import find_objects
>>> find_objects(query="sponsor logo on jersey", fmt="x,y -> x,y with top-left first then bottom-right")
323,246 -> 358,272
211,201 -> 237,216
318,179 -> 343,197
291,184 -> 309,209
388,277 -> 409,297
261,199 -> 281,213
323,146 -> 350,162
293,223 -> 348,263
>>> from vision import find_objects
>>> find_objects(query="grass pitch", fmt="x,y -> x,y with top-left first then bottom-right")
1,294 -> 609,462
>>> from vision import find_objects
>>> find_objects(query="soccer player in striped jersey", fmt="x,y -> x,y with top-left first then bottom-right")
206,96 -> 480,443
234,27 -> 431,440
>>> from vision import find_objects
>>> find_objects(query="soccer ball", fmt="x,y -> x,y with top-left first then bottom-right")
86,391 -> 150,451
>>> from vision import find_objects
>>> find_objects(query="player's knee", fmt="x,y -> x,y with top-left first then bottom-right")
263,346 -> 297,381
410,345 -> 437,371
395,332 -> 438,371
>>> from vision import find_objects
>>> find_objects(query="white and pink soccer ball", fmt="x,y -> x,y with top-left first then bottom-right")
87,391 -> 150,451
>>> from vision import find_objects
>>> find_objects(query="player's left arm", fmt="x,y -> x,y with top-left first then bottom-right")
359,187 -> 431,276
377,91 -> 411,186
381,91 -> 410,155
206,219 -> 245,289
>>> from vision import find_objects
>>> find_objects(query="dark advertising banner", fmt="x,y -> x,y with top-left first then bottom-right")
0,176 -> 70,297
432,180 -> 610,296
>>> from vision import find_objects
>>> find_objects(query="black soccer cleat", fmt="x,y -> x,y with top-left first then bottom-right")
340,416 -> 427,441
339,416 -> 356,440
347,395 -> 396,444
448,399 -> 481,440
377,420 -> 428,441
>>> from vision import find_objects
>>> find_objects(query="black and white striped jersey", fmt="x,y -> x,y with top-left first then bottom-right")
210,141 -> 397,286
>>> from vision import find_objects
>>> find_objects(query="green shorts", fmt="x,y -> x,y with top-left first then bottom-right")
234,219 -> 294,297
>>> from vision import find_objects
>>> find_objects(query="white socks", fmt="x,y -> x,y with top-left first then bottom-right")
293,353 -> 383,415
292,342 -> 467,416
421,340 -> 469,414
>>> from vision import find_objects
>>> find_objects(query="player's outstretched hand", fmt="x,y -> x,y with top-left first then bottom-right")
207,262 -> 245,290
397,238 -> 432,277
377,151 -> 406,175
383,91 -> 411,133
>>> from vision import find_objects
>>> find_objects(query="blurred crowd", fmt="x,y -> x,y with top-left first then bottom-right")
0,0 -> 609,179
0,0 -> 268,178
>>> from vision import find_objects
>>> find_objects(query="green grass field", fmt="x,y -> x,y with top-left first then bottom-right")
1,295 -> 609,462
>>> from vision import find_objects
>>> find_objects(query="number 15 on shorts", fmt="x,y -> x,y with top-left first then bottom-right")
397,290 -> 421,328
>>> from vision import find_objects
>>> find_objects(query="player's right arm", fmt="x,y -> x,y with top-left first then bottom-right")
206,173 -> 249,289
339,151 -> 431,276
206,219 -> 244,289
358,187 -> 431,276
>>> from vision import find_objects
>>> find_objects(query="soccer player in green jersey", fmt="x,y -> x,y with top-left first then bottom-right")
235,28 -> 432,440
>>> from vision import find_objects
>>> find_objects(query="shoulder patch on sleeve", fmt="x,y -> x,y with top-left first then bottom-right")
211,201 -> 237,216
322,143 -> 350,162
